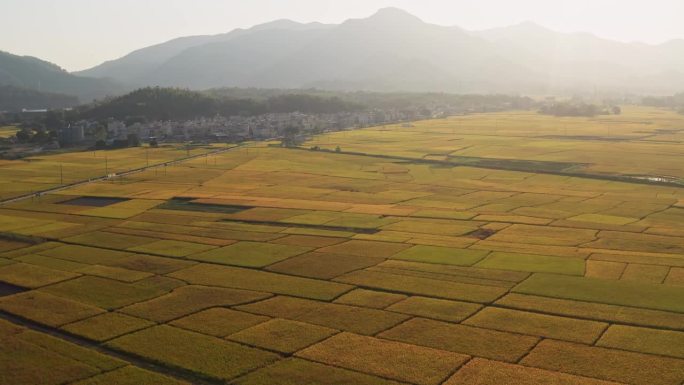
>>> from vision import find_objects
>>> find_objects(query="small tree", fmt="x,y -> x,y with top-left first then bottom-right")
335,146 -> 341,153
281,126 -> 300,147
93,125 -> 107,141
30,128 -> 49,143
15,128 -> 31,142
44,110 -> 64,131
127,133 -> 141,147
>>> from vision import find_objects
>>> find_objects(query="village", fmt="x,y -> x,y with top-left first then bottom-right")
7,107 -> 440,153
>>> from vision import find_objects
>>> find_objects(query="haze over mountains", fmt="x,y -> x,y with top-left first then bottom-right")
0,51 -> 123,103
3,7 -> 684,107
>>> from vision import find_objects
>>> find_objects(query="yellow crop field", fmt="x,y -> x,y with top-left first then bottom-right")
0,109 -> 683,384
0,125 -> 19,138
306,107 -> 684,180
0,144 -> 225,200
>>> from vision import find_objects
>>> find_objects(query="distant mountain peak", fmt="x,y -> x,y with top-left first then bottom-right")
365,7 -> 424,24
1,51 -> 65,73
251,19 -> 303,30
66,8 -> 684,95
252,19 -> 333,31
0,50 -> 122,101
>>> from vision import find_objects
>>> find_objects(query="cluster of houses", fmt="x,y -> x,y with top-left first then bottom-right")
59,108 -> 443,147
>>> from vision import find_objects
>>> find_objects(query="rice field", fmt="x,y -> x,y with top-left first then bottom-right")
306,106 -> 684,181
0,125 -> 19,138
0,107 -> 683,384
0,143 -> 226,200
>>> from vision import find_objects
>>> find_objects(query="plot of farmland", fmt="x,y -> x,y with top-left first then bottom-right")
0,108 -> 683,384
0,144 -> 224,200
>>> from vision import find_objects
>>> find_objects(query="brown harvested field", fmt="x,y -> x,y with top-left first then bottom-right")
266,251 -> 385,279
70,366 -> 191,385
386,296 -> 482,322
596,325 -> 684,358
379,317 -> 539,362
0,263 -> 80,288
0,291 -> 105,327
521,339 -> 684,385
462,307 -> 608,344
443,358 -> 621,385
62,312 -> 155,342
118,285 -> 271,322
0,109 -> 683,384
237,295 -> 410,335
106,325 -> 280,381
333,288 -> 407,309
233,358 -> 404,385
296,332 -> 470,385
226,318 -> 337,353
169,307 -> 270,337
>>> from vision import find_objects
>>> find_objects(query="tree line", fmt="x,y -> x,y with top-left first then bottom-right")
538,101 -> 621,117
207,87 -> 536,111
78,87 -> 364,121
642,93 -> 684,114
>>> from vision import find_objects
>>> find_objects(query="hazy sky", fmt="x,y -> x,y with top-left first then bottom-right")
2,0 -> 683,72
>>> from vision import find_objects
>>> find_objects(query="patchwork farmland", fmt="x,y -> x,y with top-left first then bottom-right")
0,107 -> 683,385
0,144 -> 226,201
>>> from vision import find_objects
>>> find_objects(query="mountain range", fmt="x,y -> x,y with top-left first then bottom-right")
2,7 -> 684,108
0,51 -> 123,104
